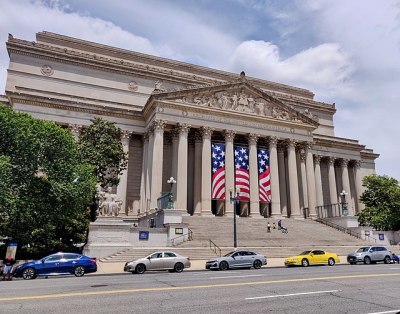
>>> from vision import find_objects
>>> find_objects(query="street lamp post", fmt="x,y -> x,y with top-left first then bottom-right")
340,190 -> 348,216
229,187 -> 240,251
167,177 -> 176,209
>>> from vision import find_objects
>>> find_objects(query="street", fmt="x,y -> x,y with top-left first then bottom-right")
1,264 -> 400,313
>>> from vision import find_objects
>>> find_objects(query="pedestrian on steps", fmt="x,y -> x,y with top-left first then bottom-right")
267,221 -> 271,233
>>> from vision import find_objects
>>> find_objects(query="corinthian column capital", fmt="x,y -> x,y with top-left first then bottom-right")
224,130 -> 236,141
248,133 -> 259,145
178,123 -> 191,134
200,126 -> 213,139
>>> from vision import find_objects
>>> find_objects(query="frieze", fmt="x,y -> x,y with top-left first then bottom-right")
189,111 -> 291,133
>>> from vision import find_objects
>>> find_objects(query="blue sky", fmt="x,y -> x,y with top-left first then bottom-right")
1,0 -> 399,180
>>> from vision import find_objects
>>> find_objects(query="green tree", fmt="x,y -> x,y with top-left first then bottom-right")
78,117 -> 128,187
358,175 -> 400,231
0,105 -> 97,256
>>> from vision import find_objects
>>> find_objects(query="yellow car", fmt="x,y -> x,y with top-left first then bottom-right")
284,250 -> 340,267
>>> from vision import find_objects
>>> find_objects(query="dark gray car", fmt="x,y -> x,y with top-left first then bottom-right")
347,246 -> 392,265
205,250 -> 267,270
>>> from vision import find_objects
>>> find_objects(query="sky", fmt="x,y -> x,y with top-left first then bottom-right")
1,0 -> 399,180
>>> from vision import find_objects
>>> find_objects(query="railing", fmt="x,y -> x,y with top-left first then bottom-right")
157,192 -> 170,210
169,229 -> 193,246
315,217 -> 377,243
209,239 -> 222,257
315,203 -> 343,218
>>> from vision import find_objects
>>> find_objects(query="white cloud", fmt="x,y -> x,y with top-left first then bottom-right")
0,0 -> 156,93
229,40 -> 353,99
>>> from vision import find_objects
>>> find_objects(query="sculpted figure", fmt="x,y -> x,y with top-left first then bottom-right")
231,93 -> 239,110
96,186 -> 122,216
221,93 -> 231,109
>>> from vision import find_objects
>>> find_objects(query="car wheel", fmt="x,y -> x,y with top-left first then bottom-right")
22,267 -> 36,280
174,262 -> 184,273
135,264 -> 146,274
219,261 -> 229,271
253,260 -> 262,269
364,256 -> 371,265
301,258 -> 309,267
74,266 -> 85,277
384,256 -> 391,264
328,258 -> 335,266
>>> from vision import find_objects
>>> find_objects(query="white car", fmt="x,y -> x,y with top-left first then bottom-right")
124,251 -> 191,274
205,250 -> 267,270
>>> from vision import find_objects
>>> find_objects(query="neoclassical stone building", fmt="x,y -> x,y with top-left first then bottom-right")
3,32 -> 378,220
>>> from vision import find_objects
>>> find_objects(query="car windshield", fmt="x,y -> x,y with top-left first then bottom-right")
300,251 -> 311,255
223,252 -> 235,257
356,247 -> 370,253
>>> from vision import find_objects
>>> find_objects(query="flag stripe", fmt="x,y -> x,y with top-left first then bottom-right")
211,143 -> 226,200
235,146 -> 250,201
258,148 -> 271,202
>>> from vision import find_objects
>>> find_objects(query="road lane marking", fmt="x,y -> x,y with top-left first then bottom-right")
210,274 -> 264,279
1,273 -> 399,302
366,310 -> 400,314
246,290 -> 341,300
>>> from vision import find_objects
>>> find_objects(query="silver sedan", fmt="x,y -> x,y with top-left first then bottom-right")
124,251 -> 191,274
205,250 -> 267,270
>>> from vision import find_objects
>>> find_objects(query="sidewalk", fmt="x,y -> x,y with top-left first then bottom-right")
93,256 -> 348,275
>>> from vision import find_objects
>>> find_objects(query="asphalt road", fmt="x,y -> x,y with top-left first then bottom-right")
1,264 -> 400,314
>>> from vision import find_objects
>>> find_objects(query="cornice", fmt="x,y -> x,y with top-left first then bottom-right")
13,85 -> 144,112
7,92 -> 144,121
8,33 -> 315,99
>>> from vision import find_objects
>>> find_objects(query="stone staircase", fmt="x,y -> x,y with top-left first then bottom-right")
100,215 -> 373,262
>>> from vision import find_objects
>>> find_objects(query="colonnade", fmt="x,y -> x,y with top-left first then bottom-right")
68,122 -> 364,218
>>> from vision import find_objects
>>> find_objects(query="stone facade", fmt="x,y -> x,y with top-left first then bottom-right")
3,32 -> 379,219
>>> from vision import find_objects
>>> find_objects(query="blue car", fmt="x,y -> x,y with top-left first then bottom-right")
13,252 -> 97,280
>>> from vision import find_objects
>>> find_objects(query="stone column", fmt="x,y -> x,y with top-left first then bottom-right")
314,155 -> 324,209
328,157 -> 338,214
278,145 -> 287,216
117,130 -> 132,215
353,160 -> 364,213
224,130 -> 236,214
171,130 -> 179,202
68,124 -> 82,140
146,130 -> 154,213
287,139 -> 301,217
176,123 -> 190,210
299,148 -> 308,216
269,137 -> 281,216
139,133 -> 149,214
193,131 -> 202,215
150,120 -> 165,209
201,127 -> 213,214
248,133 -> 259,216
305,143 -> 317,217
340,158 -> 353,216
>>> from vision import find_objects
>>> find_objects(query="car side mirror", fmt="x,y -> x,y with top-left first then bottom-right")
41,260 -> 45,264
310,253 -> 314,256
147,257 -> 151,260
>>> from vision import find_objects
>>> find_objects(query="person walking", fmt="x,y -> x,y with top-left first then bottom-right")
267,221 -> 271,233
272,222 -> 276,230
2,256 -> 16,281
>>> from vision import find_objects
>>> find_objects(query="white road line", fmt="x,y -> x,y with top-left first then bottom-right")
390,268 -> 400,270
366,310 -> 400,314
210,274 -> 265,279
246,290 -> 341,300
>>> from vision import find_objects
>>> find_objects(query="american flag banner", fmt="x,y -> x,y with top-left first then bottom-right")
234,146 -> 250,201
257,148 -> 271,202
211,143 -> 226,200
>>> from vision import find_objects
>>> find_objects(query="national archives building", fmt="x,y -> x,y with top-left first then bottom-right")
3,32 -> 378,220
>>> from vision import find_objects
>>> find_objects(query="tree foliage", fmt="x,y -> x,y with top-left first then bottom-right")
0,105 -> 97,256
358,175 -> 400,231
78,117 -> 128,187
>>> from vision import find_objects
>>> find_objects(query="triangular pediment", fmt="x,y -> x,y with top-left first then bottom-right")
148,76 -> 319,126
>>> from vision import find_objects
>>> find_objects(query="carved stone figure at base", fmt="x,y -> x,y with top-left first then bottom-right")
96,185 -> 122,217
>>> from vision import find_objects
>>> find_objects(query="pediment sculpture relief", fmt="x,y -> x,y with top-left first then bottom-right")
174,90 -> 309,123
